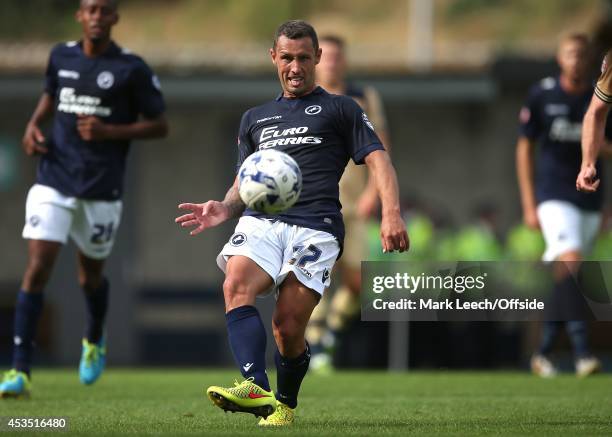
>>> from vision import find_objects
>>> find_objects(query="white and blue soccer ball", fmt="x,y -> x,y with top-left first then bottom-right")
238,149 -> 302,214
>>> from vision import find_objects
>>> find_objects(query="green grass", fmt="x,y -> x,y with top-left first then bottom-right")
2,369 -> 611,436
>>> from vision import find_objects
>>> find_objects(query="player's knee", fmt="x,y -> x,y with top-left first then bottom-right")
272,314 -> 303,348
223,275 -> 255,306
78,271 -> 104,293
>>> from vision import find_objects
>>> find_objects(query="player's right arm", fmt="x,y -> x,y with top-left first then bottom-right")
175,177 -> 246,236
175,111 -> 252,236
22,93 -> 54,156
516,136 -> 539,229
516,85 -> 542,230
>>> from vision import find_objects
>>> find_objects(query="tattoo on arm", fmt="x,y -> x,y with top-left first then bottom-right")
222,185 -> 245,219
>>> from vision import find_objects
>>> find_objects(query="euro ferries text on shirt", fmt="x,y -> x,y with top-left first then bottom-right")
57,87 -> 111,117
258,126 -> 322,149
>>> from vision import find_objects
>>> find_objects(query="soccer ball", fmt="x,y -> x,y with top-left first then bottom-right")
238,149 -> 302,214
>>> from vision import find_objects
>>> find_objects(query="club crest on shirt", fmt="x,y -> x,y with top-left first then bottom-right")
230,232 -> 247,247
97,71 -> 114,89
305,105 -> 322,115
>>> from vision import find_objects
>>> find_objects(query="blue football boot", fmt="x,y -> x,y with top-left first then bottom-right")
79,337 -> 106,385
0,369 -> 31,398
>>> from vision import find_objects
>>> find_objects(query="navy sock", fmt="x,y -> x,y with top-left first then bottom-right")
539,321 -> 561,356
225,305 -> 270,391
12,291 -> 44,376
275,343 -> 311,409
83,278 -> 109,344
566,321 -> 590,358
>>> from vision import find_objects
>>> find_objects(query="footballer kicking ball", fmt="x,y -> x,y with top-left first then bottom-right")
238,149 -> 302,214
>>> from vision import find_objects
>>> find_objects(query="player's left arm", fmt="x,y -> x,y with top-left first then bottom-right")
358,87 -> 391,218
577,95 -> 610,192
364,150 -> 409,252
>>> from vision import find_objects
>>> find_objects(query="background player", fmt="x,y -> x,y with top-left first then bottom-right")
0,0 -> 167,398
516,33 -> 602,378
577,48 -> 612,192
176,20 -> 408,426
306,34 -> 392,372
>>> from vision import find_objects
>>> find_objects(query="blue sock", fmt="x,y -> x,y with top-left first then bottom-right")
539,321 -> 561,356
12,291 -> 44,376
225,305 -> 270,391
566,321 -> 590,358
275,343 -> 311,409
84,278 -> 109,344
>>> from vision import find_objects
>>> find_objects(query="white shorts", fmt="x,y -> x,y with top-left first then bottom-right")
22,184 -> 122,260
537,200 -> 601,262
217,216 -> 340,296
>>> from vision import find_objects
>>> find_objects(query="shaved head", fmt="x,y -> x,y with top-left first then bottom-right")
80,0 -> 118,10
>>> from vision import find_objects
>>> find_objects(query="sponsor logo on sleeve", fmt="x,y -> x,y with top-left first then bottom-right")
152,75 -> 161,90
362,112 -> 375,130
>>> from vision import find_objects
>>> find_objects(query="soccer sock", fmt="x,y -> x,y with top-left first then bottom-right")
275,343 -> 311,409
566,321 -> 590,358
12,291 -> 44,377
83,278 -> 109,344
225,305 -> 270,391
538,321 -> 561,356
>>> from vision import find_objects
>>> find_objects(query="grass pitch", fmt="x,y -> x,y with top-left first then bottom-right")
1,369 -> 611,435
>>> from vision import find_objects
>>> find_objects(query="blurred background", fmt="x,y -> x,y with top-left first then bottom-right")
1,0 -> 612,371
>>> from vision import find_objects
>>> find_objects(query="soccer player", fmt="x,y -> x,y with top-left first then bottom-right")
516,33 -> 602,378
0,0 -> 167,398
306,34 -> 392,372
176,20 -> 408,426
576,49 -> 612,192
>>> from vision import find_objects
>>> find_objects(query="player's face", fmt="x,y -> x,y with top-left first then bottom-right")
76,0 -> 118,44
317,41 -> 347,86
557,40 -> 590,81
271,35 -> 322,98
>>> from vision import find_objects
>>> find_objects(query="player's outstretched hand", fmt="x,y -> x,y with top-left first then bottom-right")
22,122 -> 48,156
175,201 -> 230,236
576,164 -> 600,193
380,213 -> 409,253
77,115 -> 108,141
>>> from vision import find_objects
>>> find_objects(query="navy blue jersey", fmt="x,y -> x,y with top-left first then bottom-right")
236,87 -> 384,243
39,40 -> 165,200
519,76 -> 610,211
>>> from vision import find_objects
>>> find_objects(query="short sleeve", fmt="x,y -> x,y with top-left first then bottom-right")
44,48 -> 58,97
595,51 -> 612,103
236,111 -> 255,173
363,86 -> 388,133
130,61 -> 165,119
338,97 -> 385,165
518,86 -> 541,140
